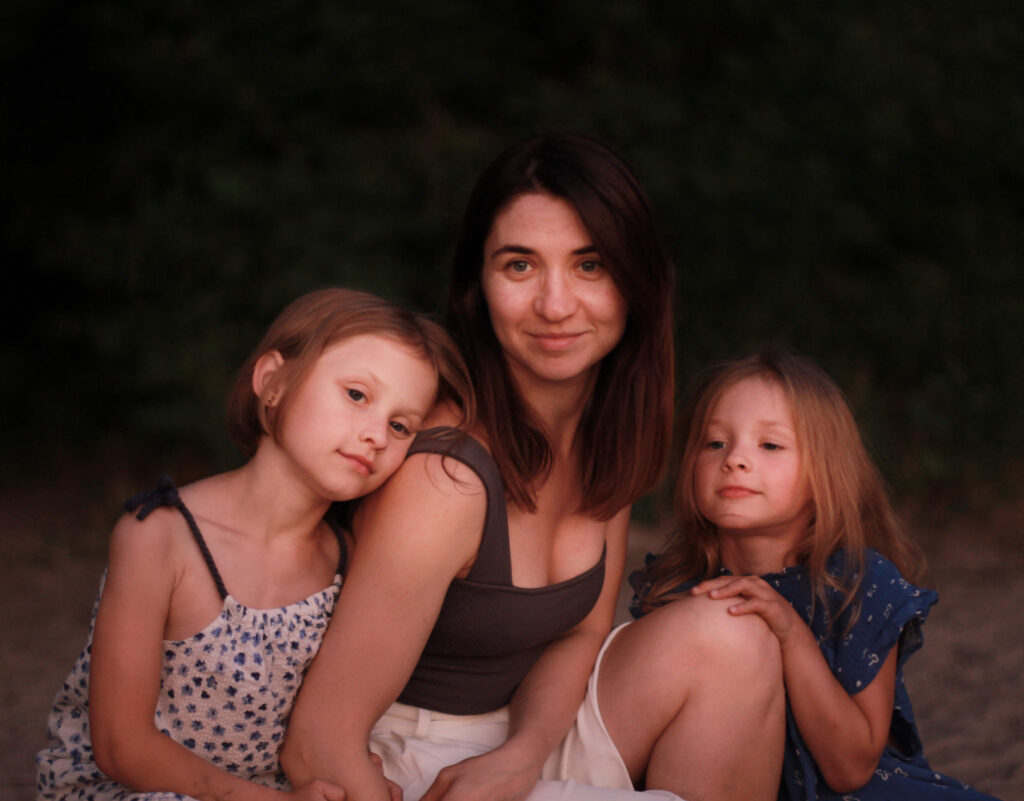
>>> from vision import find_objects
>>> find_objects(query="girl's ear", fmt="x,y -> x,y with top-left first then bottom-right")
252,350 -> 285,400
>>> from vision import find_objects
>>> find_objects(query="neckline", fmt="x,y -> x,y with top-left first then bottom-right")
161,574 -> 342,645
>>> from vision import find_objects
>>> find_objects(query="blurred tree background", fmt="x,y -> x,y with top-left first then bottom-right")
3,0 -> 1022,539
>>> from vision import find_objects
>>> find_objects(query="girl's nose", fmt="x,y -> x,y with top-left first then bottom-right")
723,445 -> 750,471
360,417 -> 389,449
533,269 -> 578,321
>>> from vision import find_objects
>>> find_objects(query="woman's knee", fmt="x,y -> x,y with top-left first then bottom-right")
643,595 -> 782,682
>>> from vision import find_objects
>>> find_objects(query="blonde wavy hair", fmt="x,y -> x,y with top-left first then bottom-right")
640,350 -> 924,629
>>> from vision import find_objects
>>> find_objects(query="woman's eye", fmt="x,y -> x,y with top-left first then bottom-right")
507,260 -> 531,274
579,260 -> 602,274
347,388 -> 366,402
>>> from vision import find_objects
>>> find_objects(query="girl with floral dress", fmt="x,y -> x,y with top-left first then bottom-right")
36,288 -> 473,801
631,350 -> 1001,801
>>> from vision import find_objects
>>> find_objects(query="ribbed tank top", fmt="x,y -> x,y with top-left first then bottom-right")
396,427 -> 606,714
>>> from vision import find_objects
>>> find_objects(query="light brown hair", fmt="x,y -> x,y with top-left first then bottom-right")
448,131 -> 674,519
227,288 -> 475,458
641,350 -> 924,626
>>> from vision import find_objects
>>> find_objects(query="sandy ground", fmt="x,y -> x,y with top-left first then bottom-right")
2,510 -> 1020,800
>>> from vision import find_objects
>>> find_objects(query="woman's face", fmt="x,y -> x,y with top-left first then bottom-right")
480,193 -> 627,392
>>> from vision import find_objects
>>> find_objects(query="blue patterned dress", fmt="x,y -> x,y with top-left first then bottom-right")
630,549 -> 1002,801
35,477 -> 346,800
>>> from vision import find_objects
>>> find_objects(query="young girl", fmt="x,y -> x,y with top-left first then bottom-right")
36,288 -> 473,801
631,350 -> 1001,801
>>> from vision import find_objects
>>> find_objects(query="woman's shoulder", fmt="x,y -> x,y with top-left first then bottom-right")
406,408 -> 498,490
365,427 -> 487,519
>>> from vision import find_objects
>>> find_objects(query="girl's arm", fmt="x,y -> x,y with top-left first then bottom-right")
694,575 -> 897,792
89,512 -> 346,801
280,451 -> 488,801
420,506 -> 630,801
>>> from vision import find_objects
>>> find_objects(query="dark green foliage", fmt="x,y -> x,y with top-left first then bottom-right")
4,0 -> 1022,508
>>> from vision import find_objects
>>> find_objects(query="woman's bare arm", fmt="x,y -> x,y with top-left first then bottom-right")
281,451 -> 487,801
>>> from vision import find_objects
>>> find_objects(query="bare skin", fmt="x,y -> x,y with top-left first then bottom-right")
597,594 -> 786,801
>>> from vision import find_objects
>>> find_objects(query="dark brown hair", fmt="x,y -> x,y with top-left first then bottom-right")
640,350 -> 924,627
448,131 -> 674,519
227,288 -> 474,458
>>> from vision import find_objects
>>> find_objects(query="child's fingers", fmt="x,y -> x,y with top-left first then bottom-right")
691,575 -> 749,595
723,597 -> 786,631
703,575 -> 771,601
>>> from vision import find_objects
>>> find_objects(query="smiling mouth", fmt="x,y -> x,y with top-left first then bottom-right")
530,332 -> 583,350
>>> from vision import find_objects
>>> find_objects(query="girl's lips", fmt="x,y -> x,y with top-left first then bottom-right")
718,486 -> 757,498
342,453 -> 372,475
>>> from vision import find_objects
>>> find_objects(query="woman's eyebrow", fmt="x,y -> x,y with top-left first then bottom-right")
489,244 -> 599,258
490,244 -> 534,258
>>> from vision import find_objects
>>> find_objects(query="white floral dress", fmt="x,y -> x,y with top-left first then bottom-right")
35,476 -> 345,800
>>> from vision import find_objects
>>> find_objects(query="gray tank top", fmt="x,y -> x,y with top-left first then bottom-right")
396,427 -> 606,714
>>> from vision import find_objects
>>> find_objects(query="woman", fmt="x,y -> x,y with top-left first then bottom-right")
282,132 -> 785,801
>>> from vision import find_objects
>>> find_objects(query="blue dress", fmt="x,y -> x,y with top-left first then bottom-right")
630,549 -> 1001,801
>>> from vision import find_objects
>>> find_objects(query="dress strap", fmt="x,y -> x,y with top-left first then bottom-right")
408,427 -> 512,584
123,474 -> 229,601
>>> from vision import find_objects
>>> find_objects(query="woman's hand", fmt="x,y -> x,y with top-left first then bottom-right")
287,779 -> 348,801
286,769 -> 401,801
420,744 -> 541,801
370,752 -> 404,801
691,574 -> 808,648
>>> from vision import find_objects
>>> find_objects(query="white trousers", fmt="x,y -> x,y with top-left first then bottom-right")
369,624 -> 684,801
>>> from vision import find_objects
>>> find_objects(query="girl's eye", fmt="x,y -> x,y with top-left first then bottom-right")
706,440 -> 725,450
761,442 -> 782,451
347,388 -> 366,403
389,421 -> 411,436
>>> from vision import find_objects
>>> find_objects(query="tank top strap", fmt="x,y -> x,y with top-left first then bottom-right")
323,503 -> 350,575
408,427 -> 512,584
123,474 -> 229,600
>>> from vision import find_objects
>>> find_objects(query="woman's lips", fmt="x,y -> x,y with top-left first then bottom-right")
529,332 -> 583,351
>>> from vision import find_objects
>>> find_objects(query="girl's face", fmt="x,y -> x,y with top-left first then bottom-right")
480,193 -> 627,392
694,376 -> 812,545
272,334 -> 437,502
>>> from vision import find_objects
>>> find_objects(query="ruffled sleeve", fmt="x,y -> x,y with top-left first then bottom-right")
830,550 -> 937,695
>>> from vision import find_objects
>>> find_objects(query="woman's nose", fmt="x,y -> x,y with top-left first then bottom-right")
533,270 -> 578,321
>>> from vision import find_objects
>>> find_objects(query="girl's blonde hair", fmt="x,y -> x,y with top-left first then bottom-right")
640,350 -> 924,627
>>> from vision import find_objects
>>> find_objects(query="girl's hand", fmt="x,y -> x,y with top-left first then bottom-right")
692,575 -> 807,647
